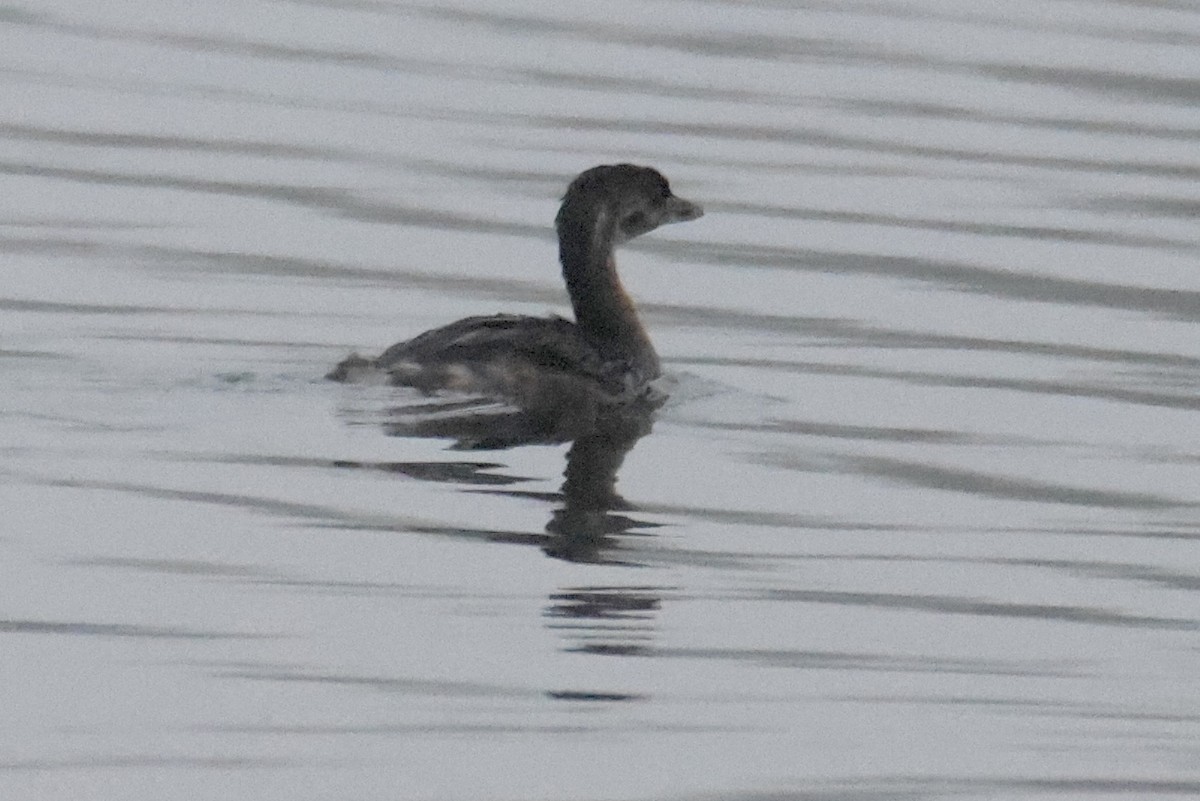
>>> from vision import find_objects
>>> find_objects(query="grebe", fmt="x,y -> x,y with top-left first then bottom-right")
328,164 -> 703,409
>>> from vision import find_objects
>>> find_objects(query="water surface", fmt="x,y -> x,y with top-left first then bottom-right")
3,1 -> 1200,799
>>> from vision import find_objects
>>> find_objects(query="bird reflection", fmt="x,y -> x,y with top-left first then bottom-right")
544,586 -> 661,657
375,395 -> 662,563
361,395 -> 667,658
542,406 -> 662,563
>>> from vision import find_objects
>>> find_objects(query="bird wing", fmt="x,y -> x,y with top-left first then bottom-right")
377,314 -> 613,385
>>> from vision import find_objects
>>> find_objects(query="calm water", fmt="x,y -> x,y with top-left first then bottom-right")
4,1 -> 1200,799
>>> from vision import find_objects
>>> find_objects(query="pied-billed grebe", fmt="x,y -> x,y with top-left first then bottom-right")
328,164 -> 703,407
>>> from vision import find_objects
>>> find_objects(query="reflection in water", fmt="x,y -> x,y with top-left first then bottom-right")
377,392 -> 661,563
371,392 -> 667,654
545,586 -> 662,658
543,407 -> 658,564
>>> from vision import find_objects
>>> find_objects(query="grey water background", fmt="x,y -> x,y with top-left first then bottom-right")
3,0 -> 1200,798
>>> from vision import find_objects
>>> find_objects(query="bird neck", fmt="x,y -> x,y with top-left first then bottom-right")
558,209 -> 659,380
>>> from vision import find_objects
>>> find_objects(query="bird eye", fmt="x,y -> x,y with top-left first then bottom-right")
658,182 -> 672,198
622,211 -> 646,230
